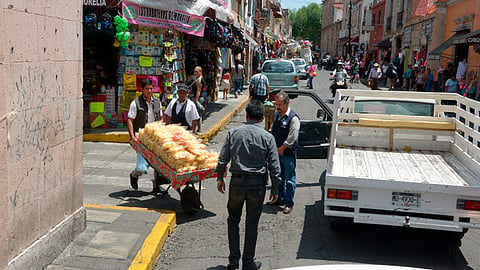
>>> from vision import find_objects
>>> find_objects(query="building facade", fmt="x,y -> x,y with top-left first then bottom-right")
1,1 -> 84,269
321,0 -> 344,57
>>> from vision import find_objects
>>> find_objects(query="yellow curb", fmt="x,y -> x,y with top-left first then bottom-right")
83,132 -> 130,143
84,204 -> 176,270
128,213 -> 176,270
197,96 -> 249,143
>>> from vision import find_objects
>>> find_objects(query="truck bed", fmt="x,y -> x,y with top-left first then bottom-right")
331,147 -> 480,187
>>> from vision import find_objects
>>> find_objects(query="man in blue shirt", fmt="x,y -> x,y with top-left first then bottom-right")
249,67 -> 270,102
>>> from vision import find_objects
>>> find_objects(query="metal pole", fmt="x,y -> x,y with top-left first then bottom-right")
348,0 -> 352,59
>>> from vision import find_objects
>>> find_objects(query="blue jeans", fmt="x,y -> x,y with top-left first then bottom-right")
307,76 -> 313,89
278,155 -> 297,207
233,79 -> 243,94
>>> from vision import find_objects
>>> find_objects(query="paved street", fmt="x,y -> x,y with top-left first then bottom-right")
81,70 -> 479,270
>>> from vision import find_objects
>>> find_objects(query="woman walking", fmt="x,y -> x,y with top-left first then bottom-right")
232,60 -> 244,98
192,66 -> 207,132
415,67 -> 427,92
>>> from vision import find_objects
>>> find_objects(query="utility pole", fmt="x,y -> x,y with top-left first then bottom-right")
347,0 -> 352,59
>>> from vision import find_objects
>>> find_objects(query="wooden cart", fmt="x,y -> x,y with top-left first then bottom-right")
131,138 -> 220,214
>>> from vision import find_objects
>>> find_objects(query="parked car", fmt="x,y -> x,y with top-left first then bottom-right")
291,58 -> 307,79
262,59 -> 299,90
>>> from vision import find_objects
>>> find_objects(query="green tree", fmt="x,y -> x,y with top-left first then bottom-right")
290,3 -> 323,44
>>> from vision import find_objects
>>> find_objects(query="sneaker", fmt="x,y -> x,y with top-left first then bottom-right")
283,206 -> 293,214
130,173 -> 138,190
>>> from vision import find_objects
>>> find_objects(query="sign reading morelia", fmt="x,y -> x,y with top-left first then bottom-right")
122,0 -> 205,37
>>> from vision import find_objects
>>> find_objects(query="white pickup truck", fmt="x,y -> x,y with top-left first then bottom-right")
324,90 -> 480,238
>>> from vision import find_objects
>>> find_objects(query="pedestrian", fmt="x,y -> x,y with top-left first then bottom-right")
463,79 -> 477,99
403,65 -> 412,90
445,74 -> 459,93
191,66 -> 207,132
415,66 -> 427,92
456,58 -> 467,80
381,61 -> 389,87
368,63 -> 382,90
216,100 -> 281,270
442,63 -> 454,92
249,67 -> 270,102
232,60 -> 245,97
385,64 -> 398,90
127,79 -> 163,192
220,68 -> 233,100
306,61 -> 316,89
268,92 -> 300,214
425,68 -> 434,92
433,66 -> 442,92
164,84 -> 200,132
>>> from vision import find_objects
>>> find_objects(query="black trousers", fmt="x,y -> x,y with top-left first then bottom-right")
227,174 -> 266,265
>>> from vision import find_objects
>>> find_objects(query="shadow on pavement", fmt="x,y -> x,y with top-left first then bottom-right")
109,188 -> 217,225
295,173 -> 473,270
206,265 -> 228,270
203,102 -> 228,120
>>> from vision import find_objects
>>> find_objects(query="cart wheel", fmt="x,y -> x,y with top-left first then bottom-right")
181,183 -> 201,215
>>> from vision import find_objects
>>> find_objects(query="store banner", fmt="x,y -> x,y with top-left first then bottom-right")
122,0 -> 205,37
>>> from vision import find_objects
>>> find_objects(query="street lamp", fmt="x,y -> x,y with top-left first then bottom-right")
347,0 -> 352,59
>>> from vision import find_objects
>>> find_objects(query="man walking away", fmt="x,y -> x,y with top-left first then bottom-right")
268,92 -> 300,214
249,67 -> 270,102
216,100 -> 281,270
127,79 -> 163,192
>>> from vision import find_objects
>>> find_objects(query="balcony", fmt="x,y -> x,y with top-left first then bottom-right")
386,16 -> 392,31
396,12 -> 403,28
259,8 -> 270,25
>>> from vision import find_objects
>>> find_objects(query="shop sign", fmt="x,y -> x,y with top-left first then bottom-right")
83,0 -> 120,6
122,0 -> 205,37
404,26 -> 411,46
467,32 -> 480,45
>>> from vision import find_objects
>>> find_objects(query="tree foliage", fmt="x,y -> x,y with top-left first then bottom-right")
290,3 -> 323,44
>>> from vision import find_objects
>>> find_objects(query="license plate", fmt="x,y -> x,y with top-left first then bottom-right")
392,192 -> 421,208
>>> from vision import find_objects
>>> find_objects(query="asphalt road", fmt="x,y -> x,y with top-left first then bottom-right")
83,69 -> 480,270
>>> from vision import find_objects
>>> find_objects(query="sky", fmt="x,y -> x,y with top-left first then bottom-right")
280,0 -> 322,11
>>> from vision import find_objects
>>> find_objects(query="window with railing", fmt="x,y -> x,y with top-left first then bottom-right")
386,16 -> 392,31
396,11 -> 403,28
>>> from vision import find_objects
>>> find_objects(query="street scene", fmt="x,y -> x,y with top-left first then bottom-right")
2,0 -> 480,270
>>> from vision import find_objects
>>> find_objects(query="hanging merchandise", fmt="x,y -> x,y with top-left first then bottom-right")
113,15 -> 130,48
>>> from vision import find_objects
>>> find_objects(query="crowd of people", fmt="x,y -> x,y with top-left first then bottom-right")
322,53 -> 480,100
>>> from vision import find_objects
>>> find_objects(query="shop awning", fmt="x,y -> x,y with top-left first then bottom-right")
428,31 -> 468,60
242,30 -> 258,48
342,36 -> 359,46
453,29 -> 480,45
122,0 -> 234,37
372,38 -> 391,47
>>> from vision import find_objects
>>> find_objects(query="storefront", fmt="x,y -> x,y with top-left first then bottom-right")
83,0 -> 242,130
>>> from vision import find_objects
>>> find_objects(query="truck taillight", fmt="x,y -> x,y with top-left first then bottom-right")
294,76 -> 298,83
458,199 -> 480,211
327,189 -> 358,200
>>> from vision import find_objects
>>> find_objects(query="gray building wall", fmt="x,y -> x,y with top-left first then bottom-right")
0,0 -> 84,268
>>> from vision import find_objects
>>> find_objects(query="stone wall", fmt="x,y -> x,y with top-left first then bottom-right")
0,0 -> 84,268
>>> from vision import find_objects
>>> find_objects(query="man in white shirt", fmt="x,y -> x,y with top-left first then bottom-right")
127,79 -> 163,191
456,58 -> 467,80
165,84 -> 200,132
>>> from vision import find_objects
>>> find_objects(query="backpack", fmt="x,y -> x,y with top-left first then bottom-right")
84,13 -> 97,34
97,13 -> 113,36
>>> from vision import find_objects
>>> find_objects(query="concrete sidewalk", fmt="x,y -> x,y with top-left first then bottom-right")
44,94 -> 249,270
83,94 -> 250,143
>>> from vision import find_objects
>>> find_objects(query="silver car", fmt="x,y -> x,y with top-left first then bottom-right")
291,58 -> 307,80
261,59 -> 299,90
